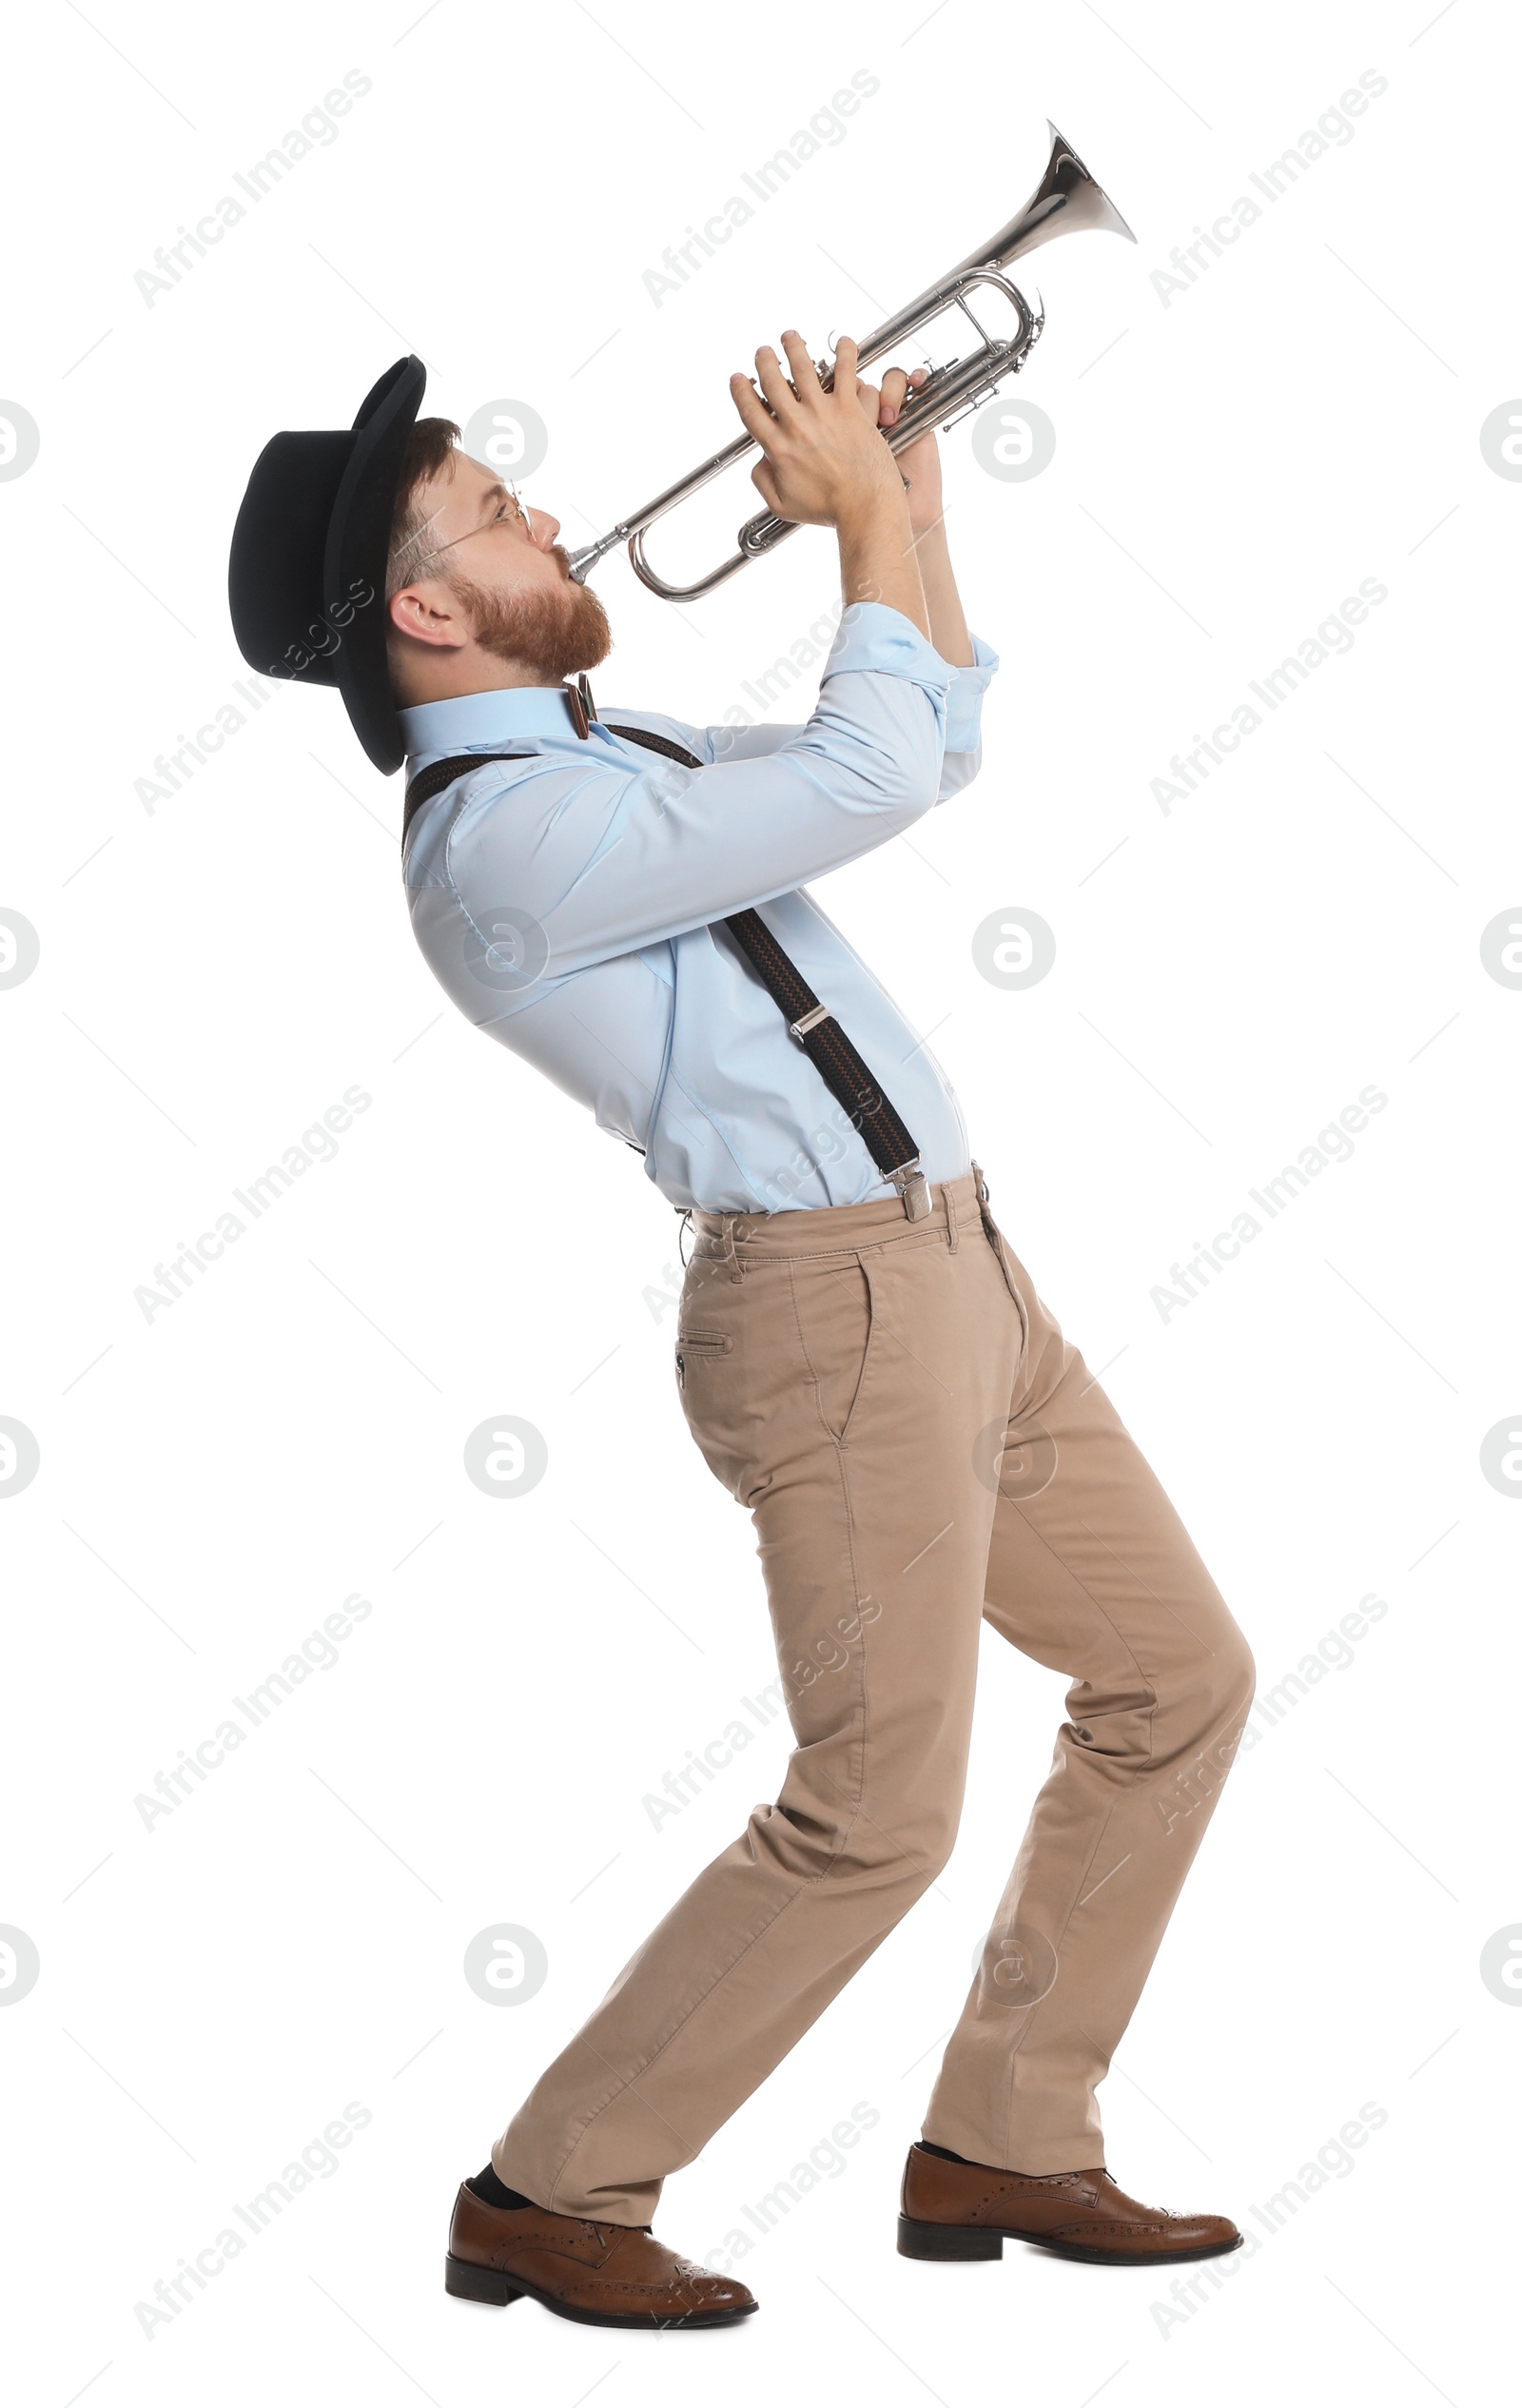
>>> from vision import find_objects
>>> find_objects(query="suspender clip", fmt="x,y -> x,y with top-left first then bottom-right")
888,1160 -> 932,1222
789,1003 -> 831,1041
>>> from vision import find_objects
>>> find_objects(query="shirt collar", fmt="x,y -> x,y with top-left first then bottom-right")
399,683 -> 588,761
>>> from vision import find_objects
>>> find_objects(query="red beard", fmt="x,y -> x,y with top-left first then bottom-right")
450,548 -> 612,681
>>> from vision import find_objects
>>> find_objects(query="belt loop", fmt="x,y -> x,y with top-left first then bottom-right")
724,1215 -> 745,1282
945,1182 -> 959,1251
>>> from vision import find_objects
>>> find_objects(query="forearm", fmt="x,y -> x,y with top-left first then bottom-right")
836,490 -> 929,641
910,517 -> 973,668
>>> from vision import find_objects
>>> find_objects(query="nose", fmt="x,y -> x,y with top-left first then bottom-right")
527,507 -> 560,550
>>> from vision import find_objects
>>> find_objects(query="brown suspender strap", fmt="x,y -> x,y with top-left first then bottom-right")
401,751 -> 535,845
401,724 -> 930,1217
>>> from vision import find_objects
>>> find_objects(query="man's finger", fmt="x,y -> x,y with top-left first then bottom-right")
878,365 -> 910,425
779,328 -> 824,406
752,343 -> 802,424
730,371 -> 779,446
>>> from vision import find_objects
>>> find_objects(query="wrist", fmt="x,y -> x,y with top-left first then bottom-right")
834,475 -> 913,542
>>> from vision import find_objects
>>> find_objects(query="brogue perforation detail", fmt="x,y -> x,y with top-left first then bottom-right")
969,2171 -> 1091,2222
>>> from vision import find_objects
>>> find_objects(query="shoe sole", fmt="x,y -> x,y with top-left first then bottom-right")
897,2216 -> 1244,2267
444,2252 -> 758,2327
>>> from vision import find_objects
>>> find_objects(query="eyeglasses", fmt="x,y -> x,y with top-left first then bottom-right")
403,482 -> 534,576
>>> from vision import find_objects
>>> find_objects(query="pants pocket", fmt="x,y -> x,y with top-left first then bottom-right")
789,1253 -> 876,1446
673,1326 -> 732,1387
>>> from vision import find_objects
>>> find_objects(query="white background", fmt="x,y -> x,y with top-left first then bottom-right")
2,2 -> 1517,2402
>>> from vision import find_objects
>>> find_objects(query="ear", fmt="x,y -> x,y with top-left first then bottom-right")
387,580 -> 469,653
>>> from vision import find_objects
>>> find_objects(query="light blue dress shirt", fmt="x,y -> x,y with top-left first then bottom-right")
401,598 -> 998,1213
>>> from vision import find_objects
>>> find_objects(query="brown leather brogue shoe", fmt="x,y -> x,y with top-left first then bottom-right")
444,2182 -> 757,2327
898,2143 -> 1242,2266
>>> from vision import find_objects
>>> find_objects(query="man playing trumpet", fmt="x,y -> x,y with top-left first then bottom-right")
230,323 -> 1255,2332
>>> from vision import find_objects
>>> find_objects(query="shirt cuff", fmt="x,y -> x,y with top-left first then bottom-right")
825,598 -> 958,695
943,630 -> 1000,757
824,603 -> 998,759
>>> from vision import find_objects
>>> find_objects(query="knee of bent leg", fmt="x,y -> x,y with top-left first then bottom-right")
1167,1619 -> 1256,1757
1204,1622 -> 1257,1733
912,1801 -> 963,1888
838,1785 -> 963,1896
888,1736 -> 969,1888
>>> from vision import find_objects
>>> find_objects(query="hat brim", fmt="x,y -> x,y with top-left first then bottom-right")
322,356 -> 427,774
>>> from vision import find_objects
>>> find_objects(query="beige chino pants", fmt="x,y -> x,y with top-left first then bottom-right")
497,1168 -> 1255,2226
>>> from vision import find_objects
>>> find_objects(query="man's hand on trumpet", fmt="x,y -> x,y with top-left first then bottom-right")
729,331 -> 931,641
728,332 -> 970,664
728,332 -> 907,529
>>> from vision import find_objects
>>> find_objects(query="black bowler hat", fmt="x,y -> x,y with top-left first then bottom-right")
228,355 -> 426,775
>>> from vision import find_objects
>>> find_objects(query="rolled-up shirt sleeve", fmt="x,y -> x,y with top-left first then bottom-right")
673,616 -> 999,804
937,631 -> 999,801
442,601 -> 962,975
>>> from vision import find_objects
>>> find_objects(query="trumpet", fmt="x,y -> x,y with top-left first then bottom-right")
567,123 -> 1135,604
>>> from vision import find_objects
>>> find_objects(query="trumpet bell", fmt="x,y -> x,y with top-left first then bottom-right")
985,121 -> 1138,266
870,124 -> 1135,361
